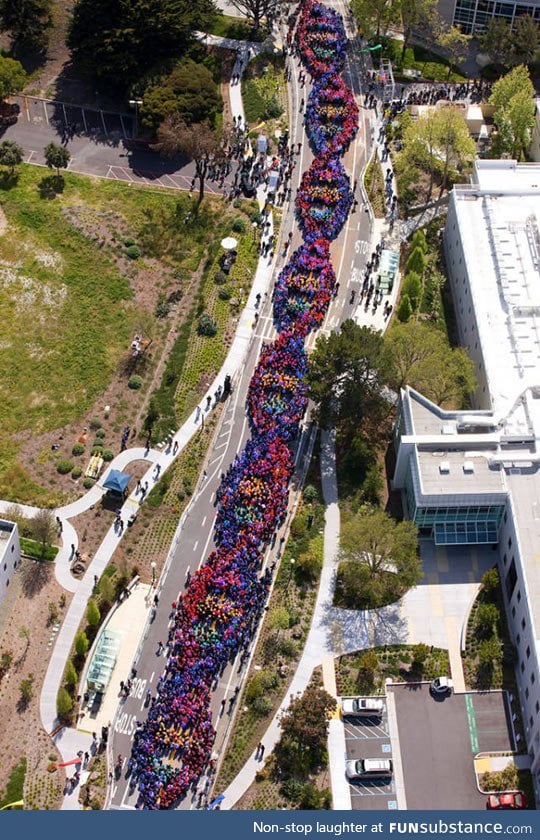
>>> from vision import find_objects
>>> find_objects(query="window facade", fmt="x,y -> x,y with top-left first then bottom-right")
453,0 -> 540,33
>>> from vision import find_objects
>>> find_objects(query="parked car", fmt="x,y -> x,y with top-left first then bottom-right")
346,759 -> 393,781
487,791 -> 528,810
430,676 -> 454,696
340,697 -> 384,718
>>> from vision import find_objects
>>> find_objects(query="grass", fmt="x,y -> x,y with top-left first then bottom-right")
0,757 -> 27,808
0,166 -> 213,503
206,14 -> 253,41
242,55 -> 287,126
364,154 -> 386,218
19,537 -> 58,561
379,38 -> 467,83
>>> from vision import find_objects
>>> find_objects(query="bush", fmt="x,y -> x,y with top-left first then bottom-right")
72,443 -> 85,456
102,449 -> 115,462
482,567 -> 500,593
155,298 -> 170,319
64,659 -> 77,689
231,217 -> 246,233
303,484 -> 319,503
265,97 -> 283,119
218,285 -> 233,300
75,631 -> 89,657
124,237 -> 136,247
91,446 -> 104,456
198,314 -> 218,336
57,687 -> 73,720
57,459 -> 74,475
128,375 -> 143,389
86,599 -> 100,627
125,244 -> 141,259
252,694 -> 273,717
214,269 -> 227,285
71,467 -> 83,479
95,428 -> 106,439
83,477 -> 95,489
89,418 -> 102,430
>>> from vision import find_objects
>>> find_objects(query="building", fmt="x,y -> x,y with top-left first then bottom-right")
0,518 -> 20,606
393,159 -> 540,801
438,0 -> 540,34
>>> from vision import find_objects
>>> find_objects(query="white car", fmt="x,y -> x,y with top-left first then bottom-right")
341,697 -> 384,718
346,758 -> 393,781
430,676 -> 454,695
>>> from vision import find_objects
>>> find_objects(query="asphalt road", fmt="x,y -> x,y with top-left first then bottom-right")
343,704 -> 398,811
107,15 -> 377,810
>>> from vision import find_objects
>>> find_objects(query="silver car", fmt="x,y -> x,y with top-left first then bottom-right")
346,758 -> 393,781
341,697 -> 384,718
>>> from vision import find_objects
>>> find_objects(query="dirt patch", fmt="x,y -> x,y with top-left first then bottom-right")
0,204 -> 8,237
0,559 -> 69,808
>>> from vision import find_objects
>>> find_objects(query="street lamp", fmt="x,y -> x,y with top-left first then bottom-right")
252,221 -> 258,242
151,561 -> 156,587
129,98 -> 143,139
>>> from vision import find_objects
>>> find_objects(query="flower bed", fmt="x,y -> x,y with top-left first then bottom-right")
295,156 -> 353,241
306,74 -> 358,157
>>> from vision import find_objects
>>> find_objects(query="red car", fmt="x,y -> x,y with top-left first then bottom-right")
487,791 -> 528,810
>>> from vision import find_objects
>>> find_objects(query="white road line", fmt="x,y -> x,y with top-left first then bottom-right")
149,671 -> 155,683
43,100 -> 49,124
193,540 -> 199,552
201,515 -> 207,527
24,96 -> 30,120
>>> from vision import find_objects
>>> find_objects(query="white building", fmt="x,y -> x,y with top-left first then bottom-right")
393,160 -> 540,802
0,518 -> 20,606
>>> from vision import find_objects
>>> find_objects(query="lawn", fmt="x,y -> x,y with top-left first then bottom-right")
0,166 -> 223,503
206,14 -> 253,41
378,38 -> 468,83
242,54 -> 287,129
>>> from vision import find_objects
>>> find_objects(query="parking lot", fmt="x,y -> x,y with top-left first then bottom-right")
390,684 -> 515,810
13,95 -> 134,141
342,700 -> 398,811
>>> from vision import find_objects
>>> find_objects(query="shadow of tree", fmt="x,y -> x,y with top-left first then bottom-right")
0,171 -> 19,191
39,174 -> 65,199
20,558 -> 52,597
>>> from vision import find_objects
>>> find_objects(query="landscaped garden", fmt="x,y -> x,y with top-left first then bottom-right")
336,643 -> 450,695
377,38 -> 467,83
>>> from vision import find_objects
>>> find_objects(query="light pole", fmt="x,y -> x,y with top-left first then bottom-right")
129,98 -> 143,139
252,221 -> 258,242
151,561 -> 156,587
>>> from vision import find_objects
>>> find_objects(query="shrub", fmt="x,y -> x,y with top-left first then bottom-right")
83,477 -> 95,489
482,567 -> 500,593
402,272 -> 422,311
71,467 -> 83,479
231,217 -> 246,233
124,237 -> 136,247
218,285 -> 233,300
91,446 -> 104,456
198,314 -> 218,336
265,97 -> 283,119
57,687 -> 73,720
126,244 -> 141,259
102,448 -> 114,461
252,694 -> 273,717
89,418 -> 102,430
56,459 -> 74,475
75,631 -> 89,657
95,428 -> 106,439
128,375 -> 143,389
64,659 -> 77,689
155,298 -> 170,319
86,599 -> 100,627
72,443 -> 85,456
19,674 -> 34,704
214,269 -> 227,285
303,484 -> 319,503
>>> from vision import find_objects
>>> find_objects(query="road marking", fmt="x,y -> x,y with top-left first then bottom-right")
193,540 -> 199,552
201,515 -> 207,527
43,100 -> 49,124
465,694 -> 479,753
149,671 -> 155,683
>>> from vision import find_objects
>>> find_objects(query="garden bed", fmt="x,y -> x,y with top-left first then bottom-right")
336,644 -> 450,695
363,154 -> 386,218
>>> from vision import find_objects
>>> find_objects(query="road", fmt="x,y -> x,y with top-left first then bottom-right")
108,11 -> 379,810
4,95 -> 232,193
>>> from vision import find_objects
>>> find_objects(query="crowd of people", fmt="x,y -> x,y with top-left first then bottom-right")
246,330 -> 309,440
306,72 -> 359,157
273,237 -> 336,336
295,155 -> 354,241
128,0 -> 357,809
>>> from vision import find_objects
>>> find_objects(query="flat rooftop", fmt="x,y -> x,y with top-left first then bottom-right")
452,162 -> 540,437
416,448 -> 506,497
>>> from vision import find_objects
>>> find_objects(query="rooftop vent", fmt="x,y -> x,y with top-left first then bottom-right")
463,461 -> 475,474
439,461 -> 450,474
442,422 -> 456,435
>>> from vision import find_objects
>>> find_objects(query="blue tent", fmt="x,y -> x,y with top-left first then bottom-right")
103,469 -> 131,495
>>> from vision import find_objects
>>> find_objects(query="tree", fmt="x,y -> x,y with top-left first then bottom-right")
141,58 -> 222,133
75,631 -> 89,657
31,509 -> 55,555
383,320 -> 476,407
295,550 -> 321,582
98,574 -> 115,604
64,659 -> 77,689
512,16 -> 539,66
57,686 -> 73,720
479,18 -> 514,66
406,247 -> 427,276
476,602 -> 500,636
401,272 -> 422,311
0,55 -> 26,100
490,66 -> 536,160
275,685 -> 336,777
481,567 -> 500,594
86,598 -> 100,627
44,142 -> 70,177
0,140 -> 23,175
67,0 -> 216,90
357,650 -> 379,684
153,117 -> 225,205
350,0 -> 400,39
0,0 -> 52,53
478,637 -> 501,667
227,0 -> 284,32
400,0 -> 439,58
437,25 -> 471,77
338,508 -> 421,602
307,320 -> 389,433
396,293 -> 413,323
411,642 -> 430,673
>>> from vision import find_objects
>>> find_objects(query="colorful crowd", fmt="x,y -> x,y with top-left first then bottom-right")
129,0 -> 358,809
